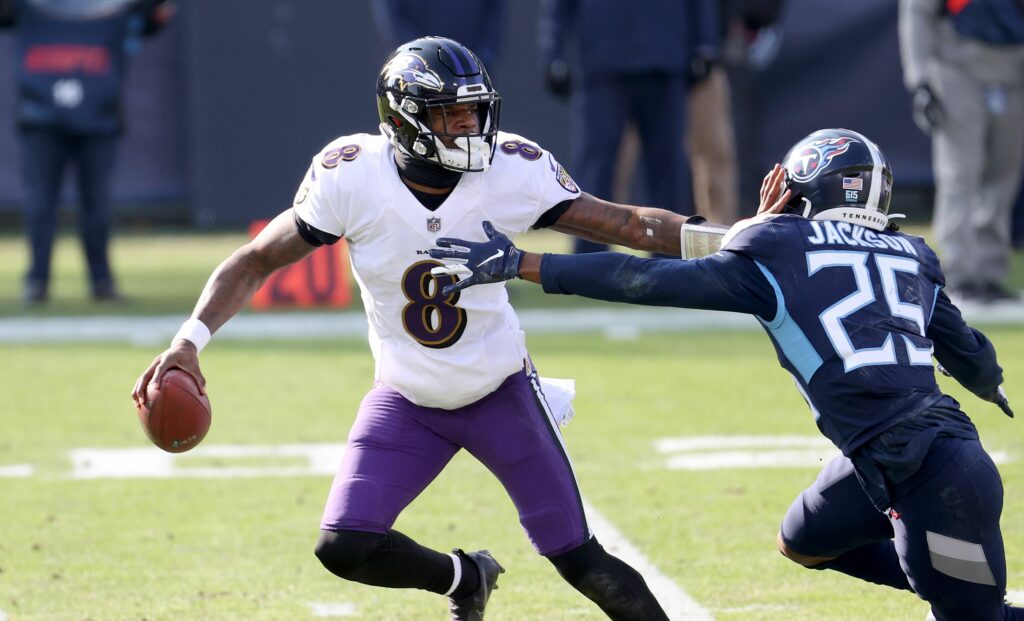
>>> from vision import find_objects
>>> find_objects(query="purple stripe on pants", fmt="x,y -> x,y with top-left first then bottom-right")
320,370 -> 589,557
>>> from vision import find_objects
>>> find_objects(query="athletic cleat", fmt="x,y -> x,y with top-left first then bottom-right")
449,549 -> 505,621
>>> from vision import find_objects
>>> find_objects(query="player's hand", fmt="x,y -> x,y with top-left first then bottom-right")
544,59 -> 572,100
131,340 -> 207,408
911,84 -> 943,135
429,221 -> 524,296
757,163 -> 792,215
688,50 -> 717,87
981,386 -> 1014,418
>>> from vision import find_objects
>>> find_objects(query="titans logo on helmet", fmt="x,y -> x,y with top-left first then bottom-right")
383,53 -> 443,92
790,137 -> 858,183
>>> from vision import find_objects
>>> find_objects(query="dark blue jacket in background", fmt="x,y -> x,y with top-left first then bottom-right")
372,0 -> 507,70
947,0 -> 1024,45
539,0 -> 719,77
1,0 -> 168,136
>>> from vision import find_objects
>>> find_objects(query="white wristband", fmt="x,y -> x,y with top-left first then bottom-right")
173,318 -> 212,353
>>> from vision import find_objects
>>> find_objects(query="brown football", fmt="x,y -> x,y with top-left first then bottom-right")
137,368 -> 211,453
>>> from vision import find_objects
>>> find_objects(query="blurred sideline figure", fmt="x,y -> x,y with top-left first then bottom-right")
371,0 -> 506,71
133,36 -> 724,621
899,0 -> 1024,305
0,0 -> 175,304
539,0 -> 718,253
718,0 -> 784,219
612,0 -> 784,227
431,129 -> 1021,621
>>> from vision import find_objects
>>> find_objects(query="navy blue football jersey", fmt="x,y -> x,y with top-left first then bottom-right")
540,214 -> 1002,456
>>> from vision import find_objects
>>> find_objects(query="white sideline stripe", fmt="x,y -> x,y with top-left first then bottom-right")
308,602 -> 356,617
69,444 -> 345,479
0,464 -> 34,477
1,302 -> 1020,345
656,436 -> 1008,471
656,435 -> 833,453
0,609 -> 7,621
0,309 -> 766,344
1007,590 -> 1024,604
667,449 -> 839,470
583,498 -> 714,621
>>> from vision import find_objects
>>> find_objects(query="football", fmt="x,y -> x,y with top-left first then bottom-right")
137,368 -> 211,453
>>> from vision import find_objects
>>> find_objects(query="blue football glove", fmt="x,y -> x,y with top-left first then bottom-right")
429,221 -> 524,296
936,362 -> 1013,417
983,386 -> 1014,418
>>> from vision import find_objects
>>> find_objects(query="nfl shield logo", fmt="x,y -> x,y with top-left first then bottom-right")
426,217 -> 441,232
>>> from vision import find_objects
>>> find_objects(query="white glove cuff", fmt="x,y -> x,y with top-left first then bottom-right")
173,318 -> 211,353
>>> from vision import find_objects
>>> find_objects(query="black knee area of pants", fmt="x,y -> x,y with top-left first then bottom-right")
548,537 -> 668,621
314,529 -> 387,580
549,536 -> 607,585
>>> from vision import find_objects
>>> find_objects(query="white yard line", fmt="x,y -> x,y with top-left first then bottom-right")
583,498 -> 714,621
1008,590 -> 1024,605
0,464 -> 34,478
308,602 -> 356,617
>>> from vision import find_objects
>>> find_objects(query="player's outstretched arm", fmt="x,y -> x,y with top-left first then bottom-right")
131,209 -> 317,407
548,193 -> 691,255
548,164 -> 791,257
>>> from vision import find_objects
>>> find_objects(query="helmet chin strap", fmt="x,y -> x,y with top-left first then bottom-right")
798,197 -> 814,218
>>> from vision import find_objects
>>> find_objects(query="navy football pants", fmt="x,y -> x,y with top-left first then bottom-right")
20,128 -> 118,291
781,438 -> 1023,620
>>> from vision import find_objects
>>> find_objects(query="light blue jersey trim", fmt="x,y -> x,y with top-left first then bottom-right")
754,261 -> 823,384
926,284 -> 941,326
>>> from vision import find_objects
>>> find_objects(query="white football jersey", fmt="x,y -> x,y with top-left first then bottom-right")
292,131 -> 582,409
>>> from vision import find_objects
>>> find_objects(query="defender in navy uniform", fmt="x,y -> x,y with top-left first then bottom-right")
431,128 -> 1020,620
0,0 -> 174,304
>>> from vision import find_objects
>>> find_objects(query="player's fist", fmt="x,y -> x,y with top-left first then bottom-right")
544,59 -> 572,100
911,84 -> 942,135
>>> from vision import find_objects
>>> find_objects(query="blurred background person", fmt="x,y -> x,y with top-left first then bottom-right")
0,0 -> 174,305
719,0 -> 784,219
685,0 -> 785,225
1014,163 -> 1024,249
372,0 -> 506,71
685,4 -> 738,226
539,0 -> 718,254
899,0 -> 1024,305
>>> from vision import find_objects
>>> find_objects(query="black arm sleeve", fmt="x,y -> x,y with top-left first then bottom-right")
293,210 -> 340,247
539,250 -> 776,316
532,199 -> 575,229
928,289 -> 1003,396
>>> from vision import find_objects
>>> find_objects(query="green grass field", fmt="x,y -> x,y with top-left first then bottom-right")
1,229 -> 1023,620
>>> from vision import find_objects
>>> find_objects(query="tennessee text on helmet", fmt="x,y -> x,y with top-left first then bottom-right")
376,36 -> 501,173
781,128 -> 894,232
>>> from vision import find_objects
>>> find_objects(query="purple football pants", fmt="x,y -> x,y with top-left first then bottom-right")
320,369 -> 591,557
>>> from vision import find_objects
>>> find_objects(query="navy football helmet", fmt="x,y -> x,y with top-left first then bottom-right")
781,129 -> 894,231
377,37 -> 501,172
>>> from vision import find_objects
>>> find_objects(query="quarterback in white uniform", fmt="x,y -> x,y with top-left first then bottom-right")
293,130 -> 577,409
133,36 -> 706,621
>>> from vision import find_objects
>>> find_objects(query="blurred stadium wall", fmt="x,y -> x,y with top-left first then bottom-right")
0,0 -> 929,228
